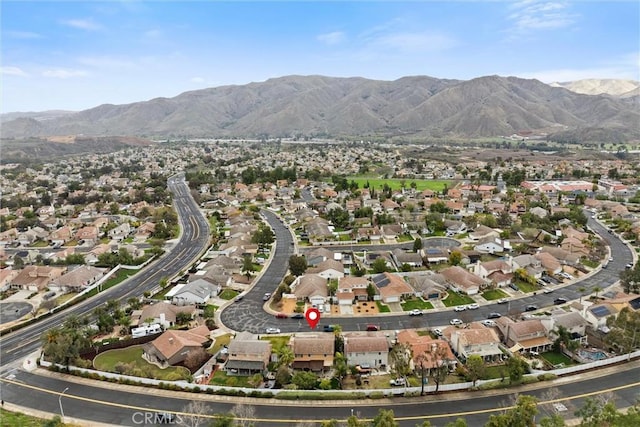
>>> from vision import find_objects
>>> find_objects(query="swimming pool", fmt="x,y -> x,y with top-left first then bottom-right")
577,349 -> 607,361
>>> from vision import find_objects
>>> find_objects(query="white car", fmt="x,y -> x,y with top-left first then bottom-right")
497,298 -> 508,304
265,327 -> 281,334
454,305 -> 466,312
467,303 -> 479,310
450,318 -> 463,326
433,328 -> 443,337
408,309 -> 424,316
481,320 -> 496,327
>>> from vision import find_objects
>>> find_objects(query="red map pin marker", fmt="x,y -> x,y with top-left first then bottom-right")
305,308 -> 320,329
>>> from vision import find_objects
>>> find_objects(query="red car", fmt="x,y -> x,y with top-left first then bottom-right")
275,312 -> 288,319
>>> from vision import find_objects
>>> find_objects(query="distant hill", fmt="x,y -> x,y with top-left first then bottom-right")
2,75 -> 639,142
550,79 -> 640,97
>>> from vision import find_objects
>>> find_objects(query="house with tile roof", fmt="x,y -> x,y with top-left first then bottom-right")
440,266 -> 486,295
291,274 -> 328,306
449,325 -> 502,362
343,333 -> 389,369
144,325 -> 211,367
372,272 -> 414,304
495,317 -> 552,354
396,329 -> 457,374
50,265 -> 106,292
131,302 -> 197,329
9,265 -> 66,291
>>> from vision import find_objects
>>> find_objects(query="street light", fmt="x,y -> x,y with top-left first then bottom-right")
59,387 -> 69,423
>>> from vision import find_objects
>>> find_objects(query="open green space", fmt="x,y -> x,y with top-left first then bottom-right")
442,292 -> 475,307
401,298 -> 434,311
346,177 -> 451,192
376,301 -> 391,313
218,289 -> 239,300
151,285 -> 173,300
209,369 -> 253,387
514,280 -> 540,294
87,268 -> 137,297
93,345 -> 190,380
481,289 -> 509,301
541,351 -> 576,367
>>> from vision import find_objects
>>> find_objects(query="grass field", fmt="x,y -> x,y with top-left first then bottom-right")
260,335 -> 290,351
541,351 -> 576,367
209,370 -> 253,387
0,409 -> 54,426
218,289 -> 239,300
347,177 -> 451,192
442,292 -> 475,307
87,268 -> 138,297
376,301 -> 391,313
210,333 -> 232,355
401,298 -> 434,311
481,289 -> 509,301
93,345 -> 190,380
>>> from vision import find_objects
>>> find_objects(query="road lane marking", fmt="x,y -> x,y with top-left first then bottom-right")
1,377 -> 638,424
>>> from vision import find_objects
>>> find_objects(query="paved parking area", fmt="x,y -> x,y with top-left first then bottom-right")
0,301 -> 33,324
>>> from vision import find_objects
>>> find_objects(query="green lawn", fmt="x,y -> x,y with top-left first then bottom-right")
515,280 -> 540,294
541,351 -> 576,367
209,370 -> 253,387
442,292 -> 475,307
151,285 -> 173,300
93,345 -> 190,380
376,301 -> 391,313
346,177 -> 451,192
218,289 -> 239,300
87,268 -> 138,297
482,364 -> 509,380
210,333 -> 232,355
0,409 -> 53,426
481,289 -> 509,301
401,298 -> 434,310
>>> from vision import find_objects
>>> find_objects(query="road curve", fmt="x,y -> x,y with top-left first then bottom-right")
0,174 -> 210,369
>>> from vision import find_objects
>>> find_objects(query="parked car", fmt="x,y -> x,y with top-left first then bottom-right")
509,283 -> 520,291
553,297 -> 568,305
265,327 -> 281,334
543,288 -> 554,294
482,320 -> 496,327
450,318 -> 463,326
433,328 -> 443,337
487,312 -> 502,319
467,303 -> 479,310
263,292 -> 272,301
524,305 -> 538,312
275,312 -> 288,319
390,378 -> 407,386
454,305 -> 466,312
497,298 -> 508,304
323,325 -> 335,332
408,309 -> 424,316
366,324 -> 380,331
291,313 -> 304,319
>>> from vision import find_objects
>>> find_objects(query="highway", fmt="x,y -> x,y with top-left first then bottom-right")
0,174 -> 210,370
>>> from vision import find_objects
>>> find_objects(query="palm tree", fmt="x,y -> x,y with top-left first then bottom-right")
592,286 -> 602,300
277,346 -> 294,368
578,286 -> 587,303
552,325 -> 579,354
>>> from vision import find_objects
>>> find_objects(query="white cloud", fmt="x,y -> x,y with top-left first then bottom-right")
5,30 -> 41,39
42,68 -> 88,79
190,77 -> 205,83
1,66 -> 29,77
61,18 -> 102,31
317,31 -> 346,45
507,1 -> 578,33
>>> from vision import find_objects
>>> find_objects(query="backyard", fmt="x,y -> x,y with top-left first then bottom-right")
93,345 -> 190,380
541,351 -> 576,368
208,369 -> 253,388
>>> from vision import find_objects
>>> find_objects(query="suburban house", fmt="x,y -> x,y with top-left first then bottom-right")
9,265 -> 66,291
75,226 -> 99,246
291,274 -> 328,307
468,225 -> 500,241
512,254 -> 545,279
0,269 -> 19,292
372,272 -> 414,304
343,333 -> 389,369
290,333 -> 335,372
49,265 -> 106,292
306,248 -> 335,267
143,325 -> 211,367
440,266 -> 486,295
542,311 -> 589,346
310,259 -> 345,280
396,329 -> 457,374
423,247 -> 449,264
469,259 -> 514,288
355,226 -> 382,243
495,317 -> 553,354
131,302 -> 197,329
224,331 -> 272,376
406,273 -> 447,300
449,325 -> 503,362
170,278 -> 219,305
337,276 -> 370,303
534,252 -> 563,275
474,236 -> 512,254
391,248 -> 424,268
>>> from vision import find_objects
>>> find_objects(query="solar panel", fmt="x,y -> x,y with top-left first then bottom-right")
373,274 -> 391,288
629,298 -> 640,310
590,306 -> 611,317
426,248 -> 441,254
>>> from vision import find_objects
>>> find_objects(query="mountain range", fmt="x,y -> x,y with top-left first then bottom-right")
2,75 -> 638,142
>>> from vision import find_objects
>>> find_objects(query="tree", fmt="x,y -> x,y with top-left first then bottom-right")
486,395 -> 538,427
552,324 -> 579,353
251,224 -> 274,246
449,250 -> 462,266
176,311 -> 192,325
275,365 -> 292,387
231,403 -> 256,427
184,348 -> 209,371
389,343 -> 412,381
291,371 -> 318,389
333,352 -> 348,387
429,344 -> 452,393
465,354 -> 486,387
372,257 -> 388,274
506,356 -> 529,384
288,255 -> 307,276
366,283 -> 377,300
242,254 -> 255,279
277,345 -> 294,368
605,307 -> 640,354
178,401 -> 212,427
371,409 -> 399,427
413,238 -> 423,253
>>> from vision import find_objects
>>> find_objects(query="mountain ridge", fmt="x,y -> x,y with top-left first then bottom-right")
2,75 -> 638,142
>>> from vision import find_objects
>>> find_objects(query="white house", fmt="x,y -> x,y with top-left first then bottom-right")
343,333 -> 389,369
474,236 -> 512,254
171,278 -> 218,305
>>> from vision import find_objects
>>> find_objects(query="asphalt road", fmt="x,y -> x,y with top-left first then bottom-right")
1,361 -> 638,426
220,213 -> 634,334
0,174 -> 210,370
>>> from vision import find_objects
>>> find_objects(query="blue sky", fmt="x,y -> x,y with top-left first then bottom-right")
1,1 -> 638,112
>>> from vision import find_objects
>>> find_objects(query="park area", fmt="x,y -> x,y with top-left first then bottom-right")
347,177 -> 451,192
